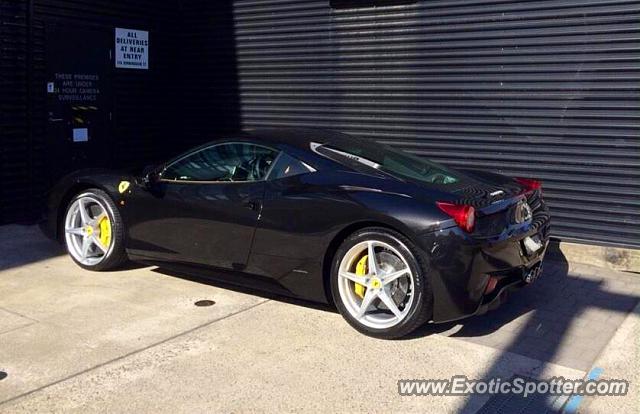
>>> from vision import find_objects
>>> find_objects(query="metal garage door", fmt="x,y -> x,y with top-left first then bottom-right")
0,1 -> 31,223
232,0 -> 640,248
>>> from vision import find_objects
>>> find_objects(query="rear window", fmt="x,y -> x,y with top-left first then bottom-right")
315,141 -> 460,185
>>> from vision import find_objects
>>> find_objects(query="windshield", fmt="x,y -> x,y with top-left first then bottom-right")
315,141 -> 461,185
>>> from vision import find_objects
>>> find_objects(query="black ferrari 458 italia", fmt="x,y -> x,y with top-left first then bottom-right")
42,128 -> 550,338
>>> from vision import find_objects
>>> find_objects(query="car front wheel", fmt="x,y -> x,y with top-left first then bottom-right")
331,227 -> 433,339
63,189 -> 127,271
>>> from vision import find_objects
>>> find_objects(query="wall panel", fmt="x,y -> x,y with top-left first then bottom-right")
233,0 -> 640,247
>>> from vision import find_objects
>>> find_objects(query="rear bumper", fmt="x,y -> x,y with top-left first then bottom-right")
421,202 -> 550,323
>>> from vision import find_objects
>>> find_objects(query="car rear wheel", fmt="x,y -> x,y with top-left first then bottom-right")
330,227 -> 433,339
63,189 -> 127,271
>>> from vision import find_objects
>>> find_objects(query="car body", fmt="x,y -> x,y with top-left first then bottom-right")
41,127 -> 550,336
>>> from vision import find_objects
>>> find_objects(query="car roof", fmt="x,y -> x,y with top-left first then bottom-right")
242,127 -> 356,151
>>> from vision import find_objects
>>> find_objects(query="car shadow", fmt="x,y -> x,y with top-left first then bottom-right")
410,250 -> 638,364
405,246 -> 638,413
111,261 -> 149,271
150,266 -> 337,314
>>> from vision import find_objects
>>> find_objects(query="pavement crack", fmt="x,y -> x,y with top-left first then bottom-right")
0,299 -> 270,407
0,306 -> 41,323
0,321 -> 38,336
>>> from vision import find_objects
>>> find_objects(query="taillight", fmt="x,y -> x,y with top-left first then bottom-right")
436,202 -> 475,233
514,177 -> 542,193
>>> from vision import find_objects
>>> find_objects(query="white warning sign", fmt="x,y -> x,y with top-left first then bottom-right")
115,28 -> 149,69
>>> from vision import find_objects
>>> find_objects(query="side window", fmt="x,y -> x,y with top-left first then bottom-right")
268,152 -> 316,180
162,143 -> 278,182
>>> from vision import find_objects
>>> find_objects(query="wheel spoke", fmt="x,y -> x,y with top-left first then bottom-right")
92,236 -> 107,253
78,199 -> 91,225
339,271 -> 366,284
80,237 -> 92,258
355,288 -> 377,319
367,241 -> 378,276
65,227 -> 84,236
382,268 -> 409,285
378,288 -> 403,319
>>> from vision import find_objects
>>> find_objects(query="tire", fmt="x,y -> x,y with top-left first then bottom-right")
63,188 -> 127,271
330,227 -> 433,339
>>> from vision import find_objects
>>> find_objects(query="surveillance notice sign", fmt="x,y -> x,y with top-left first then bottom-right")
115,28 -> 148,69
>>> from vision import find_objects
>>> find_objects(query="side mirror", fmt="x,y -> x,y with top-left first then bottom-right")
141,165 -> 161,187
144,171 -> 160,186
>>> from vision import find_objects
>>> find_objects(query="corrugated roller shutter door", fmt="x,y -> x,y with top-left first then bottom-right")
0,1 -> 30,223
233,0 -> 640,248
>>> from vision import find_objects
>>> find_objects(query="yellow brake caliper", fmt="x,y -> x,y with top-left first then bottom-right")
354,254 -> 368,299
98,216 -> 112,248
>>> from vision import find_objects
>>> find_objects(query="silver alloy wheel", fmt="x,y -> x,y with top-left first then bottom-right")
64,195 -> 114,266
337,240 -> 415,329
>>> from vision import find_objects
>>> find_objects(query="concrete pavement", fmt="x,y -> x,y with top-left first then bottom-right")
0,224 -> 638,413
